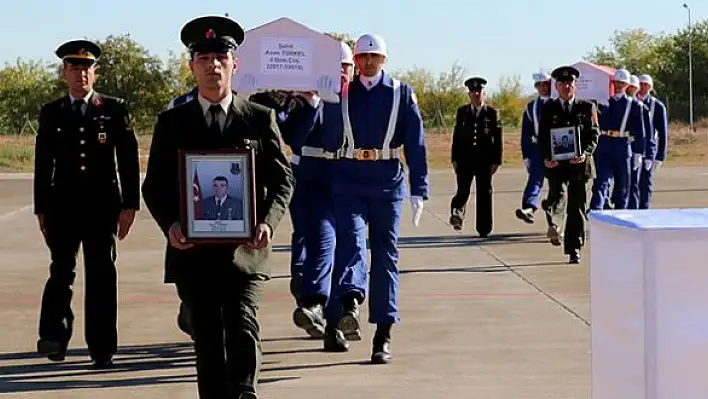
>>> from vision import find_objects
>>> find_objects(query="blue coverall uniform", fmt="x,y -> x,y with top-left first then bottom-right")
328,71 -> 429,328
520,96 -> 548,212
279,96 -> 345,338
635,94 -> 668,209
589,94 -> 646,210
628,98 -> 656,209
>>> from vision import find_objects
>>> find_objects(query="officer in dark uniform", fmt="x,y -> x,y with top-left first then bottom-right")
142,15 -> 294,399
449,77 -> 502,237
33,39 -> 140,368
538,66 -> 600,264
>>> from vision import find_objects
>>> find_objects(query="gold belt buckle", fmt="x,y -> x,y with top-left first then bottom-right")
357,149 -> 376,161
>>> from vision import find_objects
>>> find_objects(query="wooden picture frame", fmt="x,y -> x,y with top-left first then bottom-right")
178,148 -> 257,244
550,126 -> 581,161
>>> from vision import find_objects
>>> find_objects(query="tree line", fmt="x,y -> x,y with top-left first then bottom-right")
0,22 -> 703,136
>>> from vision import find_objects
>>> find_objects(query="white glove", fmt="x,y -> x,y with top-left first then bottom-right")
653,160 -> 663,171
523,158 -> 530,171
235,74 -> 257,98
316,76 -> 339,103
632,153 -> 642,170
410,196 -> 424,227
643,159 -> 653,171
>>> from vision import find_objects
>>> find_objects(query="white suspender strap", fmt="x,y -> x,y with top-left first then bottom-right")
317,100 -> 324,125
340,84 -> 355,158
381,79 -> 402,159
619,97 -> 633,135
532,98 -> 539,136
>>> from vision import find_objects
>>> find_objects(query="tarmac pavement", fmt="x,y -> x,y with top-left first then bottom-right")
0,167 -> 707,398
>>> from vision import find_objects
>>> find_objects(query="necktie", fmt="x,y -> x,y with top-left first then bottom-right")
73,99 -> 85,118
208,104 -> 222,134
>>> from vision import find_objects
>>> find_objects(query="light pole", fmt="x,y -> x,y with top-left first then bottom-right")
683,3 -> 694,131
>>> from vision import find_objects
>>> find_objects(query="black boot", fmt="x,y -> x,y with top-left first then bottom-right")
371,324 -> 392,364
292,302 -> 326,339
337,295 -> 361,341
323,325 -> 349,352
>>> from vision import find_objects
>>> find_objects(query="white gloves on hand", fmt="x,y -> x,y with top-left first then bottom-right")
643,159 -> 653,171
410,196 -> 424,227
235,74 -> 257,98
632,153 -> 643,170
653,160 -> 663,171
316,76 -> 339,103
523,158 -> 530,171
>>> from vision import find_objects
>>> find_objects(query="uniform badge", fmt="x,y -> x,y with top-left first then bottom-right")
205,29 -> 216,39
98,132 -> 107,144
230,162 -> 241,175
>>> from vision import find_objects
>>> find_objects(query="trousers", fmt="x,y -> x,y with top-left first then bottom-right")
521,148 -> 545,210
590,146 -> 631,210
450,163 -> 494,235
543,176 -> 588,254
175,249 -> 266,399
288,165 -> 306,304
38,205 -> 119,359
333,195 -> 402,325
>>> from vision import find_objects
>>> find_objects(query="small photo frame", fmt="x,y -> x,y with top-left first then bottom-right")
550,126 -> 581,161
178,149 -> 257,244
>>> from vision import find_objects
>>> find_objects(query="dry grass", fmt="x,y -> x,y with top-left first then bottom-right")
2,122 -> 706,172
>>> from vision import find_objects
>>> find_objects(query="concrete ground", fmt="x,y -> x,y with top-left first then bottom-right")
0,167 -> 707,398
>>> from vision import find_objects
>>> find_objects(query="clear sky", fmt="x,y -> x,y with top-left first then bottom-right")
1,0 -> 700,93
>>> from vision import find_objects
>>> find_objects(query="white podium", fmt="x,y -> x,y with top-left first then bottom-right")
589,208 -> 708,399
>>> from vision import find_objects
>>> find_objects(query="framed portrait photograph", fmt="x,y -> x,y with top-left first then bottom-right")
178,149 -> 256,244
550,126 -> 581,161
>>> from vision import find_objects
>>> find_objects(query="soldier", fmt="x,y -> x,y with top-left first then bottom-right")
164,87 -> 304,340
635,74 -> 668,208
325,33 -> 429,364
33,39 -> 140,368
538,66 -> 600,264
141,15 -> 294,399
516,72 -> 551,224
276,41 -> 359,348
449,77 -> 502,237
589,69 -> 646,211
627,75 -> 656,209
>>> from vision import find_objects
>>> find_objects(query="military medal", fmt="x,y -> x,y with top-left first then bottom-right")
98,132 -> 107,144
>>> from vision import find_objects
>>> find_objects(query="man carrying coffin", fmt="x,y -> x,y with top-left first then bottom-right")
277,41 -> 359,349
635,74 -> 669,209
516,72 -> 551,224
323,33 -> 429,364
588,68 -> 646,211
538,66 -> 600,264
141,15 -> 294,399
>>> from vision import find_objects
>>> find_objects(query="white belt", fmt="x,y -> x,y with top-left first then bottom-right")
290,154 -> 300,165
301,146 -> 339,160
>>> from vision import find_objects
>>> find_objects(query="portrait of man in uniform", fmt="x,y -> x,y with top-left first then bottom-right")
200,175 -> 243,221
550,126 -> 580,161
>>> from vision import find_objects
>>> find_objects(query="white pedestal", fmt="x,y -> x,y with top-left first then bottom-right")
589,208 -> 708,399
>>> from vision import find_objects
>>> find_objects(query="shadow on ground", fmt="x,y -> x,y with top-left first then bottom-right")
0,341 -> 367,394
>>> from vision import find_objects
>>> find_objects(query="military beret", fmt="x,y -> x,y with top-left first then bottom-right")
55,39 -> 101,65
464,77 -> 487,91
180,15 -> 245,54
551,66 -> 580,82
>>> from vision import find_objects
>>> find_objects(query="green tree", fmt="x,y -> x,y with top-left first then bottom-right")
0,59 -> 63,134
92,34 -> 179,132
487,75 -> 530,128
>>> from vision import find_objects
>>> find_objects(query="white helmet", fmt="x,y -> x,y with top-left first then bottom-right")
638,74 -> 654,87
629,75 -> 639,87
613,68 -> 631,83
340,41 -> 354,65
532,72 -> 551,83
354,33 -> 387,57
